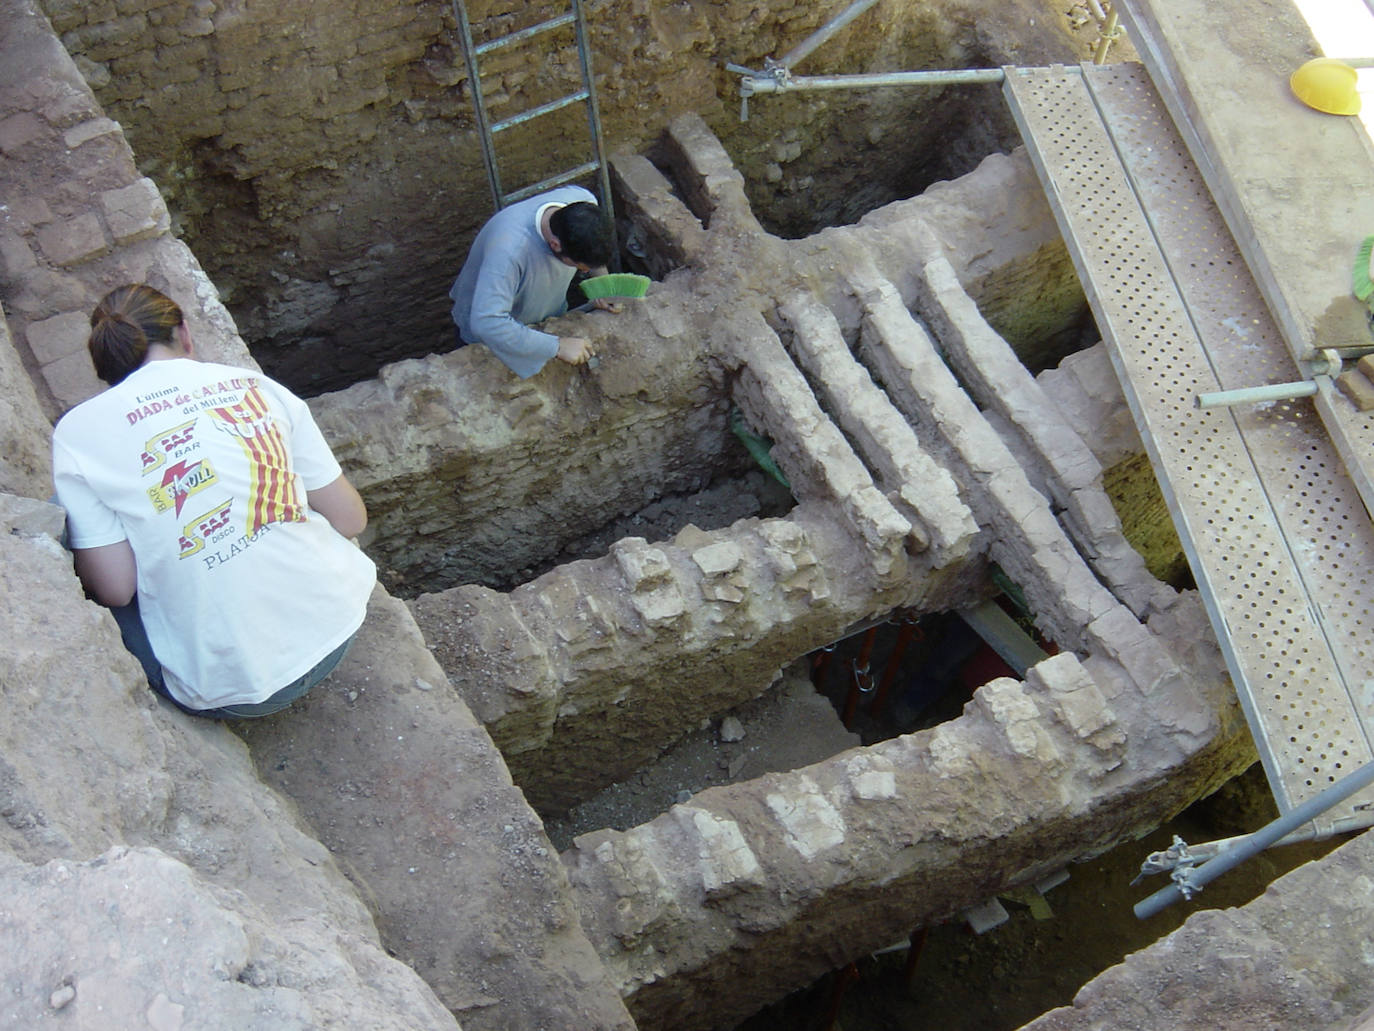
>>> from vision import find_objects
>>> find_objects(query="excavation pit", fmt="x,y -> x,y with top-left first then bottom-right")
38,0 -> 1108,398
8,2 -> 1347,1030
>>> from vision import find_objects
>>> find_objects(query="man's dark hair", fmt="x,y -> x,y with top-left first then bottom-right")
550,201 -> 612,266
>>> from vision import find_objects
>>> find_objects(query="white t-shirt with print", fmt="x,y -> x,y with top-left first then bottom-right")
53,358 -> 377,710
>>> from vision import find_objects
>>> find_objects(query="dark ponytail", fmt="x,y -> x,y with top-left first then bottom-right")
88,284 -> 183,385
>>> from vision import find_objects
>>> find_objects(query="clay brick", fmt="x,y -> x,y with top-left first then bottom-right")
62,117 -> 121,150
1337,369 -> 1374,411
101,177 -> 170,245
35,213 -> 108,267
43,349 -> 103,410
0,113 -> 45,156
26,310 -> 90,364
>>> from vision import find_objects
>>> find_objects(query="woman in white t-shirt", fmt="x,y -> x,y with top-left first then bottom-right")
53,284 -> 377,718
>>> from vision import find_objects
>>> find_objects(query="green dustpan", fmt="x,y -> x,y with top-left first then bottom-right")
580,273 -> 651,301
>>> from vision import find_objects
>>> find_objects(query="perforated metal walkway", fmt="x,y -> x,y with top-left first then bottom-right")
1004,63 -> 1374,831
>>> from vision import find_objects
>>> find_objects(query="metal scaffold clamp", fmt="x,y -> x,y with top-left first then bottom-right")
728,60 -> 791,122
1195,348 -> 1345,410
762,56 -> 793,87
729,64 -> 758,122
1132,835 -> 1203,899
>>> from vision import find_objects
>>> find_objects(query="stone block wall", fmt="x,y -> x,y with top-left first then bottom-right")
392,114 -> 1257,1031
562,627 -> 1246,1031
307,273 -> 746,593
411,496 -> 968,815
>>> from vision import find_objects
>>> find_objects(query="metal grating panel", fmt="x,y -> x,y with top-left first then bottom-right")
1004,65 -> 1374,825
1116,0 -> 1374,536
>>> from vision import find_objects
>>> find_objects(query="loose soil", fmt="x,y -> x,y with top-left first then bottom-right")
545,666 -> 861,852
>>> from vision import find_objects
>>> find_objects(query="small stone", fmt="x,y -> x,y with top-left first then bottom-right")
146,992 -> 183,1031
1337,369 -> 1374,411
49,984 -> 75,1010
719,716 -> 745,742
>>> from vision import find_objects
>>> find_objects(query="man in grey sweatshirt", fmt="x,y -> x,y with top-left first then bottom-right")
448,185 -> 615,377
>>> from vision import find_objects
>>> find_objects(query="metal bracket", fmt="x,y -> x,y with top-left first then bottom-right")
851,659 -> 874,694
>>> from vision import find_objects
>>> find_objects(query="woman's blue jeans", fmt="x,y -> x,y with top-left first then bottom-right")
111,596 -> 354,720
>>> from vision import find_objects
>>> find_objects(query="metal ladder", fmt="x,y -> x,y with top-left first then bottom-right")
451,0 -> 616,236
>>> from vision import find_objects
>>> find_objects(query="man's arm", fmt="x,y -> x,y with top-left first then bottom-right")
73,540 -> 137,607
307,474 -> 368,539
470,272 -> 561,376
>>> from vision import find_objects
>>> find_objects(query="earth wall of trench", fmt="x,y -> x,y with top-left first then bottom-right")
39,0 -> 1106,394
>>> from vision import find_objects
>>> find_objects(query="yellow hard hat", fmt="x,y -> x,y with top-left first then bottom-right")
1291,57 -> 1361,115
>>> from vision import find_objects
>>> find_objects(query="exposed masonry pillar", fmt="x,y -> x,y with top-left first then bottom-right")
610,154 -> 711,279
852,271 -> 1122,652
723,308 -> 916,583
917,255 -> 1105,499
910,253 -> 1171,619
563,633 -> 1248,1031
655,113 -> 767,239
775,291 -> 978,568
847,267 -> 1234,761
409,496 -> 973,816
